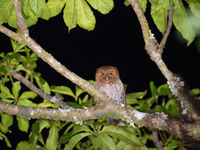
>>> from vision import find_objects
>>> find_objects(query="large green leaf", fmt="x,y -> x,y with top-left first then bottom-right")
0,0 -> 14,23
29,0 -> 46,17
47,0 -> 65,17
86,0 -> 114,14
16,116 -> 29,133
186,0 -> 200,18
64,0 -> 77,32
173,0 -> 195,45
101,126 -> 142,146
75,0 -> 96,30
64,132 -> 92,150
46,123 -> 59,150
51,85 -> 75,98
149,0 -> 169,34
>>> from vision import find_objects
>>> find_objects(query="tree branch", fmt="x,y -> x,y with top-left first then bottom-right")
158,4 -> 174,54
152,131 -> 164,150
0,101 -> 200,139
8,70 -> 72,109
127,0 -> 200,122
13,0 -> 29,35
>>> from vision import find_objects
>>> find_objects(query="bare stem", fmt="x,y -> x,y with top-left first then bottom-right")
152,130 -> 164,150
8,70 -> 72,109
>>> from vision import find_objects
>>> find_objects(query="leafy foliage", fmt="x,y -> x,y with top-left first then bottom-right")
1,0 -> 200,43
1,42 -> 199,149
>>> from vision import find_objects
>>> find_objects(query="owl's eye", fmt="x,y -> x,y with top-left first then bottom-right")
101,72 -> 105,76
109,72 -> 113,75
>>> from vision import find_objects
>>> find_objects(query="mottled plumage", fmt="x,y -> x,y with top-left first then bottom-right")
94,66 -> 126,106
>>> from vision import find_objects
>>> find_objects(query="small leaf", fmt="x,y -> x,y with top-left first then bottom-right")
19,91 -> 37,100
71,125 -> 91,136
0,85 -> 14,99
126,90 -> 147,99
16,116 -> 29,133
173,0 -> 195,45
157,84 -> 170,96
1,113 -> 13,129
150,81 -> 157,96
16,141 -> 29,150
51,85 -> 75,98
12,81 -> 21,98
46,123 -> 59,150
138,0 -> 147,12
75,0 -> 96,30
86,0 -> 114,14
47,0 -> 65,17
64,132 -> 92,150
0,132 -> 12,148
191,88 -> 200,95
35,77 -> 50,94
17,99 -> 37,107
75,86 -> 85,100
91,133 -> 116,150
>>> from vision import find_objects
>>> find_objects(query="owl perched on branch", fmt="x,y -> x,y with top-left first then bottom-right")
94,66 -> 126,125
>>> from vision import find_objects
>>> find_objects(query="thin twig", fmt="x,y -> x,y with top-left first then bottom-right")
158,4 -> 175,54
13,0 -> 29,35
8,70 -> 72,109
152,130 -> 164,150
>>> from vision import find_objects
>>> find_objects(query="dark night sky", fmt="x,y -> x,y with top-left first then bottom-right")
1,1 -> 200,93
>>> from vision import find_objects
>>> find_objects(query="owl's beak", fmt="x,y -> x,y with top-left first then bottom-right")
106,76 -> 109,80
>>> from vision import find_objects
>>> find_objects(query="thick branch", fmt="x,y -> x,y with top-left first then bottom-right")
127,0 -> 200,122
8,70 -> 72,109
0,101 -> 200,139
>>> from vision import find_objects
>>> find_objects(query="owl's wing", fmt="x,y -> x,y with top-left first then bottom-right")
120,90 -> 126,107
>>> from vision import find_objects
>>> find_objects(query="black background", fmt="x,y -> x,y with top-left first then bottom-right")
0,1 -> 200,148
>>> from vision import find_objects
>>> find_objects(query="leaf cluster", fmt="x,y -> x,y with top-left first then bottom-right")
2,42 -> 200,149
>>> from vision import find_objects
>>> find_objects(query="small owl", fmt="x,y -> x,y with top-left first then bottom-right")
94,66 -> 126,106
94,66 -> 126,125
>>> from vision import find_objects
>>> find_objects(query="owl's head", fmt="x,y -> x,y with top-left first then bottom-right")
95,66 -> 120,83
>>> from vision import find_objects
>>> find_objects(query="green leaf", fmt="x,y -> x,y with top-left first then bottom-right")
16,116 -> 29,133
29,0 -> 46,17
0,132 -> 12,148
46,123 -> 59,150
150,81 -> 157,96
22,0 -> 38,27
71,125 -> 91,136
126,90 -> 147,99
75,86 -> 85,100
0,0 -> 14,23
35,77 -> 50,94
17,99 -> 37,107
157,84 -> 170,96
51,85 -> 75,98
40,3 -> 51,20
86,0 -> 114,14
64,0 -> 77,32
101,126 -> 142,146
186,0 -> 200,18
64,132 -> 92,150
47,0 -> 65,17
149,0 -> 168,34
75,0 -> 96,30
173,0 -> 195,45
19,91 -> 37,100
1,113 -> 13,129
138,0 -> 147,12
0,85 -> 14,99
12,81 -> 21,98
191,88 -> 200,95
16,141 -> 29,150
91,133 -> 116,150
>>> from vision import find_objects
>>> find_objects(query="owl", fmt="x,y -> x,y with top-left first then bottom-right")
94,66 -> 126,125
